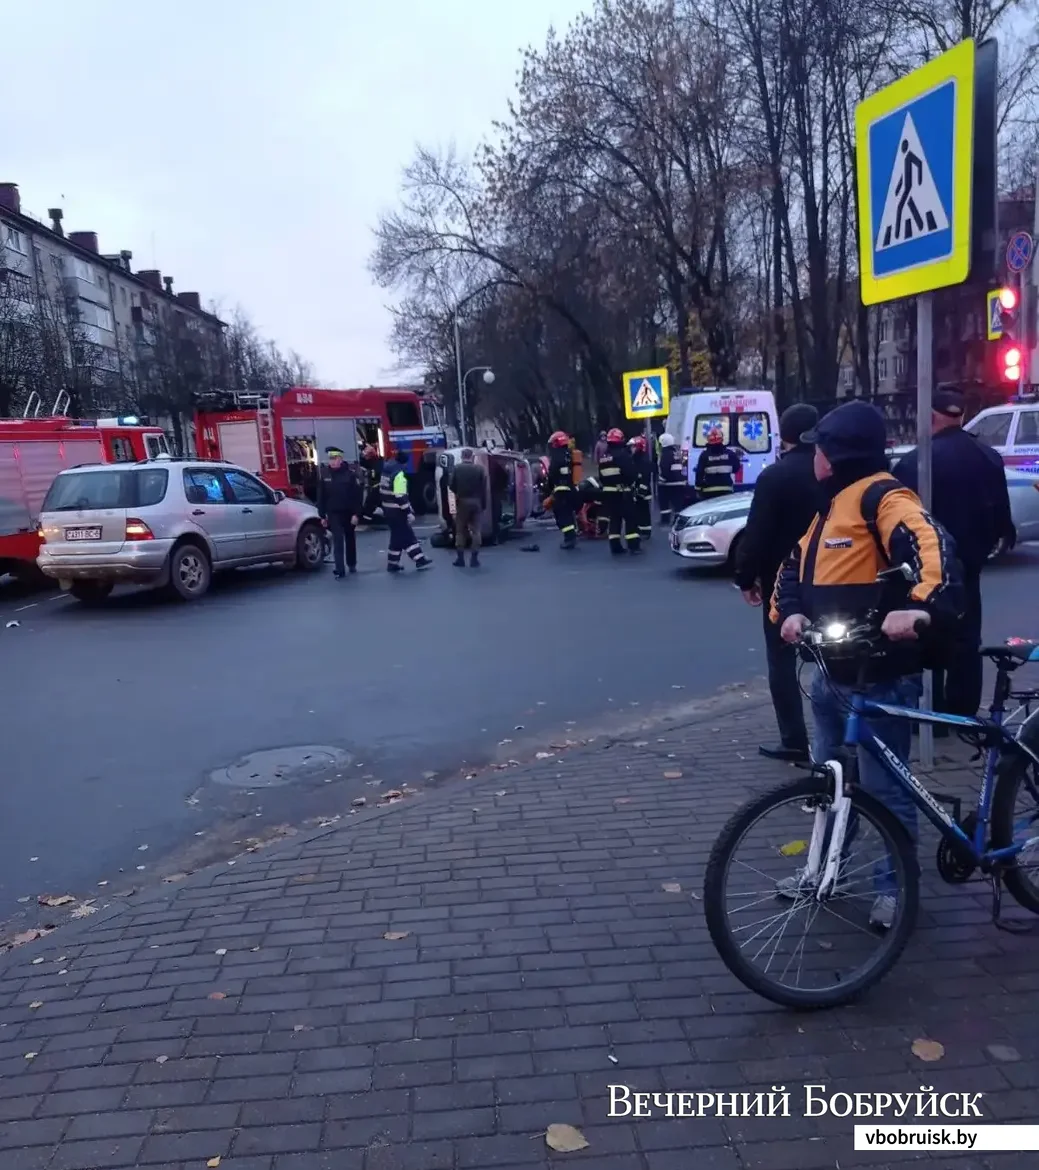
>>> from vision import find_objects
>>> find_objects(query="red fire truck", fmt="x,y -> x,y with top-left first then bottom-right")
193,386 -> 448,513
1,395 -> 171,581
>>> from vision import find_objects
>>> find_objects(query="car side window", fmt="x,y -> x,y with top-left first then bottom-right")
1015,411 -> 1039,446
969,412 -> 1012,447
224,469 -> 273,505
183,469 -> 227,504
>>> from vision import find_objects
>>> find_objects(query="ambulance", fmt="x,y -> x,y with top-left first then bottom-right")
664,388 -> 780,491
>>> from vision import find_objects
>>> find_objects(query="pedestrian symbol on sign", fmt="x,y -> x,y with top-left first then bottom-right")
632,380 -> 661,409
876,112 -> 949,251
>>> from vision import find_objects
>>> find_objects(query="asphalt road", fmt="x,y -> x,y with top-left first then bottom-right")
2,524 -> 1039,936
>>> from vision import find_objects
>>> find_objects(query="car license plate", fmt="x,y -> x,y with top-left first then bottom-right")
65,527 -> 102,541
669,531 -> 679,551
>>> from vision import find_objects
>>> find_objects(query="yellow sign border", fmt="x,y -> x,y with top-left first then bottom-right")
855,39 -> 975,307
622,367 -> 670,420
986,289 -> 1003,341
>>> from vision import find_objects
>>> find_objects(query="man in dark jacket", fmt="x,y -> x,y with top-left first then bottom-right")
316,447 -> 363,578
893,385 -> 1015,716
448,448 -> 488,567
694,427 -> 741,499
734,404 -> 821,761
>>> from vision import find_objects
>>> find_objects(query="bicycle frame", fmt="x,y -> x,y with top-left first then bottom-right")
817,692 -> 1039,871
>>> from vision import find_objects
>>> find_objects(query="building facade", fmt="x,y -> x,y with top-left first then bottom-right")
0,181 -> 225,434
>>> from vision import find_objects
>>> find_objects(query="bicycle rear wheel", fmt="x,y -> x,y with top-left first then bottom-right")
990,750 -> 1039,914
703,774 -> 919,1009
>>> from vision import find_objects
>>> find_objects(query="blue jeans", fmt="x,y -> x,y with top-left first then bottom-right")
810,671 -> 922,894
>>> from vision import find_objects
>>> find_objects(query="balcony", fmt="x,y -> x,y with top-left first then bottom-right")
63,275 -> 110,306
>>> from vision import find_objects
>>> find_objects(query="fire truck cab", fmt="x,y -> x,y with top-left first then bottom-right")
1,395 -> 170,580
193,386 -> 447,514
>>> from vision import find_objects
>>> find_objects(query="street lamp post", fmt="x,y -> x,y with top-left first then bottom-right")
459,366 -> 494,446
452,300 -> 495,446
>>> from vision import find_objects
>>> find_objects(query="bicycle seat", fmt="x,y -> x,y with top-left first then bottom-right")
982,640 -> 1039,664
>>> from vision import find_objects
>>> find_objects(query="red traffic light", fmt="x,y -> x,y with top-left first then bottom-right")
1005,345 -> 1023,366
999,287 -> 1018,311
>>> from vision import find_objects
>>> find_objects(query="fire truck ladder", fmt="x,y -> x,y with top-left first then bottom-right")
233,392 -> 279,472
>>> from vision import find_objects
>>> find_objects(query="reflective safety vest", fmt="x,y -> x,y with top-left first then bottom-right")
598,452 -> 622,492
379,468 -> 410,513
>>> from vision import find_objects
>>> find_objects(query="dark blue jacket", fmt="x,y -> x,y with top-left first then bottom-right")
894,427 -> 1014,571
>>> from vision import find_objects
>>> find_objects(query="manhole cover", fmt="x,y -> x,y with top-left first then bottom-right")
210,745 -> 352,789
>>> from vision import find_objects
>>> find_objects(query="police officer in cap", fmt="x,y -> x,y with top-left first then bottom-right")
316,447 -> 363,578
894,385 -> 1015,716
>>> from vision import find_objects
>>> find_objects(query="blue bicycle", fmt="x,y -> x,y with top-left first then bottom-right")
703,566 -> 1039,1008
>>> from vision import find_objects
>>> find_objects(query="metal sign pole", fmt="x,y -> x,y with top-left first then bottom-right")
916,293 -> 934,769
1019,268 -> 1029,396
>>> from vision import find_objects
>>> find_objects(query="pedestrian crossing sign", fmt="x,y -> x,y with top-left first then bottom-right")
987,288 -> 1003,340
855,39 -> 976,306
622,367 -> 670,420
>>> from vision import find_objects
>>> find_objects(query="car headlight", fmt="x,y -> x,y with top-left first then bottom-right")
687,513 -> 719,528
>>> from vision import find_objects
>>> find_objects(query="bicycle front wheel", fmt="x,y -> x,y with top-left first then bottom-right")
703,774 -> 919,1009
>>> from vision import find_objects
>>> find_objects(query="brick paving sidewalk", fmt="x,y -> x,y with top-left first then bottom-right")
1,697 -> 1037,1170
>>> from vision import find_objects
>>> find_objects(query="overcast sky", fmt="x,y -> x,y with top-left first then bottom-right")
5,0 -> 592,386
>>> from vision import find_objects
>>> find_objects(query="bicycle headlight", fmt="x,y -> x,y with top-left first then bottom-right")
823,621 -> 848,642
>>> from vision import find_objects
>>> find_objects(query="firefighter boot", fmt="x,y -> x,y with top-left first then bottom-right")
453,551 -> 466,567
469,550 -> 480,568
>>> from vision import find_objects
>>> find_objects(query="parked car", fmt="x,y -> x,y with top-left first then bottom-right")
668,452 -> 1039,572
36,456 -> 325,603
668,492 -> 753,569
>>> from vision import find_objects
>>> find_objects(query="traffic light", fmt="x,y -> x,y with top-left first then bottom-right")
996,286 -> 1021,383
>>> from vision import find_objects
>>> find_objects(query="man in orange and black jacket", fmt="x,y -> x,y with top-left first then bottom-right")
770,400 -> 964,930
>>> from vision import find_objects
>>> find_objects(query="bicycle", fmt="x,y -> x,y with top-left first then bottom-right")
703,564 -> 1039,1009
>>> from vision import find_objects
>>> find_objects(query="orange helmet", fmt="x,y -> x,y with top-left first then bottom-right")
706,426 -> 723,444
606,427 -> 624,444
631,435 -> 648,454
549,430 -> 570,448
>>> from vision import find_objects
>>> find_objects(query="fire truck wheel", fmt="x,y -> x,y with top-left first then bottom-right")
69,580 -> 113,606
296,523 -> 324,571
166,542 -> 211,601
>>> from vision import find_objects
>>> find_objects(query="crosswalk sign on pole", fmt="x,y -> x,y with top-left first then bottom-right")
855,39 -> 976,306
987,288 -> 1004,341
622,367 -> 670,420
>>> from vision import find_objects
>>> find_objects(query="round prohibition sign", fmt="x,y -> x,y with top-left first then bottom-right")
1007,231 -> 1034,274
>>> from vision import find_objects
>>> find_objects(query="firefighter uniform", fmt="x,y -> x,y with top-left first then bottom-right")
631,443 -> 653,540
360,448 -> 383,522
598,433 -> 641,554
547,439 -> 577,548
657,435 -> 684,525
380,453 -> 432,572
694,440 -> 741,500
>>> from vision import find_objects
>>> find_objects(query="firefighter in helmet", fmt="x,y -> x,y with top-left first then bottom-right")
598,428 -> 641,554
628,435 -> 653,540
694,424 -> 741,501
380,449 -> 433,572
657,432 -> 684,525
546,430 -> 577,548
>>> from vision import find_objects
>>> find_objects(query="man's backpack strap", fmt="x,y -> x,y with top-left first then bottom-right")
860,476 -> 904,567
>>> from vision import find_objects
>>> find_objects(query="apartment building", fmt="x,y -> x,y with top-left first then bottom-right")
0,181 -> 225,419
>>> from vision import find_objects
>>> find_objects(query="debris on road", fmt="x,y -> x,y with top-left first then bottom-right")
6,620 -> 20,629
546,1123 -> 589,1152
37,894 -> 75,908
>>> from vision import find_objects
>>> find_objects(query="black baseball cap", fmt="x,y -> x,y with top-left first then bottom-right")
779,403 -> 818,445
933,385 -> 965,419
802,400 -> 887,463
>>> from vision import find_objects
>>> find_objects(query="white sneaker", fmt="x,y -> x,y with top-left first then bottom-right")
869,894 -> 896,931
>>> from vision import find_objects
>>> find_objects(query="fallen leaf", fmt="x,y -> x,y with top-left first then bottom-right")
614,797 -> 632,805
383,931 -> 410,941
422,770 -> 436,779
16,896 -> 29,904
24,1051 -> 37,1060
607,1053 -> 618,1063
817,940 -> 833,951
293,1024 -> 313,1033
498,738 -> 512,745
663,770 -> 683,779
671,684 -> 684,689
662,882 -> 682,893
380,789 -> 404,801
535,752 -> 555,760
351,797 -> 366,807
138,845 -> 149,852
6,619 -> 20,628
779,840 -> 807,857
163,873 -> 189,884
31,957 -> 44,965
215,949 -> 227,956
28,1001 -> 43,1010
546,1123 -> 589,1152
514,724 -> 524,730
208,992 -> 227,1001
97,880 -> 108,887
207,1159 -> 222,1169
10,929 -> 46,947
155,1055 -> 168,1064
69,903 -> 97,920
689,892 -> 701,901
911,1038 -> 945,1062
37,894 -> 75,908
632,740 -> 648,747
495,790 -> 507,797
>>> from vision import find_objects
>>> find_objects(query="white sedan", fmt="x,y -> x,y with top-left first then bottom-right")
668,492 -> 753,569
